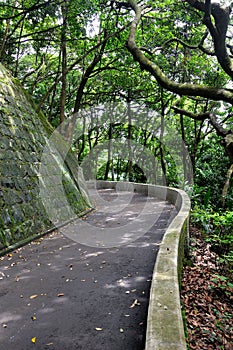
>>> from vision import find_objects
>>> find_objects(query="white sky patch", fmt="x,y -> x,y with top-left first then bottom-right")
86,16 -> 100,38
212,0 -> 231,5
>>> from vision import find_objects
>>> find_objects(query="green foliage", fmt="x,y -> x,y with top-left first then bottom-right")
192,135 -> 232,210
192,208 -> 233,279
0,0 -> 232,253
0,228 -> 10,247
211,274 -> 233,293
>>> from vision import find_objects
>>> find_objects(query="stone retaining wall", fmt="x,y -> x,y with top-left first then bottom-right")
0,63 -> 90,250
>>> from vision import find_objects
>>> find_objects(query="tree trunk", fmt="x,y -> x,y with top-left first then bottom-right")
14,19 -> 25,77
65,34 -> 108,144
222,163 -> 233,207
104,123 -> 113,180
127,100 -> 133,182
159,97 -> 167,185
59,0 -> 68,132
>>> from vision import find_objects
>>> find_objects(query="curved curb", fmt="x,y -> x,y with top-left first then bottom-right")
145,186 -> 190,350
90,181 -> 190,350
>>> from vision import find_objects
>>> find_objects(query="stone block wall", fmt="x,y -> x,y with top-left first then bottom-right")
0,63 -> 90,249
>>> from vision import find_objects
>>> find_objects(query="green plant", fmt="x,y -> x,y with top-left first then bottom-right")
210,274 -> 233,294
191,208 -> 233,280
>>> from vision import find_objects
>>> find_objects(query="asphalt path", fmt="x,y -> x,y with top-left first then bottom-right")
0,189 -> 177,350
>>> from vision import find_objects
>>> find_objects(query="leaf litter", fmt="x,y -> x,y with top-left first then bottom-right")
181,226 -> 233,350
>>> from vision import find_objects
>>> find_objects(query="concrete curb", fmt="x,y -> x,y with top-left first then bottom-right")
89,180 -> 190,350
145,186 -> 190,350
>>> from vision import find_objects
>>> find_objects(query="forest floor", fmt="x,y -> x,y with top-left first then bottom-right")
181,225 -> 233,350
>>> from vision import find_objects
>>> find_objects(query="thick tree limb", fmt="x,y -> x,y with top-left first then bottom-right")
186,0 -> 233,78
126,0 -> 233,104
208,113 -> 230,137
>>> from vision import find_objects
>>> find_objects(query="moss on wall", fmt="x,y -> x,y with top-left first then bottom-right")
0,63 -> 91,249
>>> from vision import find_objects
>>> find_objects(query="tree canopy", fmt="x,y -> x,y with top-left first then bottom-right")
0,0 -> 232,209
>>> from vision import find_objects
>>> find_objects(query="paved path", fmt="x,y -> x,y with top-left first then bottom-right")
0,189 -> 177,350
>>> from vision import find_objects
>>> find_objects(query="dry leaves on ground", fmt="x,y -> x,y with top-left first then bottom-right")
181,226 -> 233,350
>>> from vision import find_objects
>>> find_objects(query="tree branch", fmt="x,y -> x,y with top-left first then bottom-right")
126,0 -> 233,104
0,0 -> 64,20
172,106 -> 210,121
162,35 -> 215,56
172,106 -> 231,138
186,0 -> 233,78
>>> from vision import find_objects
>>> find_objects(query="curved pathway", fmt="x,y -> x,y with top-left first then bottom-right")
0,189 -> 177,350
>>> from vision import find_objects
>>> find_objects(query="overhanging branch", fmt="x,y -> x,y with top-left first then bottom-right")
172,106 -> 231,138
172,106 -> 210,121
186,0 -> 233,78
126,0 -> 233,104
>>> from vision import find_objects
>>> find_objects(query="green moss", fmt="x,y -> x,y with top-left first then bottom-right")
0,62 -> 91,249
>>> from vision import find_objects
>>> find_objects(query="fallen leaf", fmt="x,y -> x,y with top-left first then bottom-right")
30,295 -> 38,300
181,225 -> 233,350
57,293 -> 65,297
31,337 -> 36,344
130,299 -> 141,308
31,316 -> 37,321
